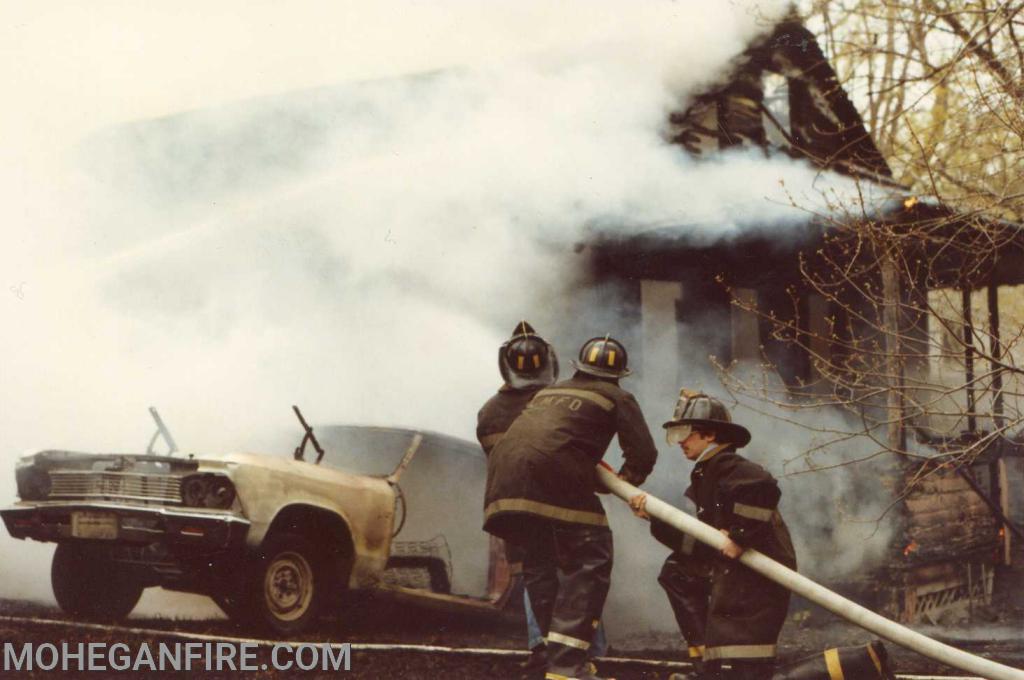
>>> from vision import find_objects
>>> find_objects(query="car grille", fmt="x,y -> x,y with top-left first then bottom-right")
48,471 -> 182,505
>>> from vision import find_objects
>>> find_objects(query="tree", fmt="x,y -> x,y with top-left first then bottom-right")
721,2 -> 1024,544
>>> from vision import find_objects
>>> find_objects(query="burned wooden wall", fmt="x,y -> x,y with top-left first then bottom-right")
666,19 -> 892,181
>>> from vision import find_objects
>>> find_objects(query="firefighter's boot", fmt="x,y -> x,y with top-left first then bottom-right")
545,670 -> 615,680
668,658 -> 719,679
658,555 -> 711,647
773,641 -> 895,680
725,660 -> 773,679
545,526 -> 614,680
520,644 -> 547,680
666,659 -> 710,679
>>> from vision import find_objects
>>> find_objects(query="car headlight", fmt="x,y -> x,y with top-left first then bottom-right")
180,474 -> 236,509
15,460 -> 51,500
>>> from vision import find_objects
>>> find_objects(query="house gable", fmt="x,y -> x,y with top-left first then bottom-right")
667,18 -> 893,182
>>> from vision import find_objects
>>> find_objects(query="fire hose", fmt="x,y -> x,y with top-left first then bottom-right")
596,465 -> 1024,680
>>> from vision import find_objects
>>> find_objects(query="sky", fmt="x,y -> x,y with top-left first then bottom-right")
1,0 -> 746,137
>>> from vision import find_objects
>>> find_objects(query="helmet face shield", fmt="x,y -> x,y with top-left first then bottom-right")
665,425 -> 692,446
661,388 -> 753,449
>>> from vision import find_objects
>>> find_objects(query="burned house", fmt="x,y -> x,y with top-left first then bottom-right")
579,18 -> 1024,623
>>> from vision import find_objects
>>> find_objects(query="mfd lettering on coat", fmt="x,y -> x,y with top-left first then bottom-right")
534,395 -> 584,411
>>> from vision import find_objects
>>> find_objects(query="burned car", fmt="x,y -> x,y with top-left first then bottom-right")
1,407 -> 514,633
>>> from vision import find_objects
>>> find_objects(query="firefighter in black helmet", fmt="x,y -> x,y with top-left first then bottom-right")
629,390 -> 797,680
575,335 -> 630,379
484,335 -> 658,680
478,322 -> 558,678
477,321 -> 559,456
478,323 -> 606,678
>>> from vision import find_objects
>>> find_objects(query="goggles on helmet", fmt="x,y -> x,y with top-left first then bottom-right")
665,425 -> 693,446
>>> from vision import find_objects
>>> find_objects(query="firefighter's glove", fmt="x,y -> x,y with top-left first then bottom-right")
629,493 -> 650,520
617,467 -> 646,486
719,528 -> 745,559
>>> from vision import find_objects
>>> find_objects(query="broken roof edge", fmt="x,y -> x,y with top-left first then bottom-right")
579,197 -> 1024,290
578,159 -> 914,250
666,12 -> 895,182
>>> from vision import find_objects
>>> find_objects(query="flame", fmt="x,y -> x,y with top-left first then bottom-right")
903,540 -> 919,556
903,196 -> 919,209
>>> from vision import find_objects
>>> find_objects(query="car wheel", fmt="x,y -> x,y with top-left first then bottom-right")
51,542 -> 144,620
251,533 -> 326,634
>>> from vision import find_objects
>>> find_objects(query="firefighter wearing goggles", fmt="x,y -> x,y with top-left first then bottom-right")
632,390 -> 797,680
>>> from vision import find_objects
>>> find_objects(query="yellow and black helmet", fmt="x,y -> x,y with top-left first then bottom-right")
572,335 -> 631,379
499,321 -> 559,387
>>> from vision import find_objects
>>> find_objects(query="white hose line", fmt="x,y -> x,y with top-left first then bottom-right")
0,615 -> 988,678
597,466 -> 1024,680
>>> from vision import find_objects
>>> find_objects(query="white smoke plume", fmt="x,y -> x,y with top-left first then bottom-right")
0,0 -> 901,636
596,353 -> 899,643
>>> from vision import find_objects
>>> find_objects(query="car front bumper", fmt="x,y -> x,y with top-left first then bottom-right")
1,501 -> 250,551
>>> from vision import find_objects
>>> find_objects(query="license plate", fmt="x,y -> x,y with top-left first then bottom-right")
71,512 -> 118,540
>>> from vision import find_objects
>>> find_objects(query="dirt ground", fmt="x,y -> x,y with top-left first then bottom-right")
1,583 -> 1021,680
0,599 -> 677,679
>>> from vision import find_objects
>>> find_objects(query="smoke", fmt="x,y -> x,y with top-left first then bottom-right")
595,352 -> 899,644
0,0 -> 902,634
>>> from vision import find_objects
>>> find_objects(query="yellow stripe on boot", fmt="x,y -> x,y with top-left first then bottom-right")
824,648 -> 845,680
546,631 -> 591,650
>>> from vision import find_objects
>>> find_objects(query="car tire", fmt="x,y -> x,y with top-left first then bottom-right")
51,542 -> 144,620
249,533 -> 328,635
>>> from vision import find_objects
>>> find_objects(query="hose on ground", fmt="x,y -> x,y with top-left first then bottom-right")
596,465 -> 1024,680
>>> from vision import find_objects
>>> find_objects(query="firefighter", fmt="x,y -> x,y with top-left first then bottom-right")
630,390 -> 797,680
484,335 -> 658,680
477,321 -> 573,676
477,320 -> 559,456
477,322 -> 609,678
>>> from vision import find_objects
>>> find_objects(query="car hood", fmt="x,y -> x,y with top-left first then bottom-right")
17,449 -> 386,487
203,451 -> 390,487
18,449 -> 199,474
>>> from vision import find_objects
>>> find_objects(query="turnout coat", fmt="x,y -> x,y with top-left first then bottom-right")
652,445 -> 797,663
476,384 -> 546,567
476,385 -> 543,456
483,374 -> 657,541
